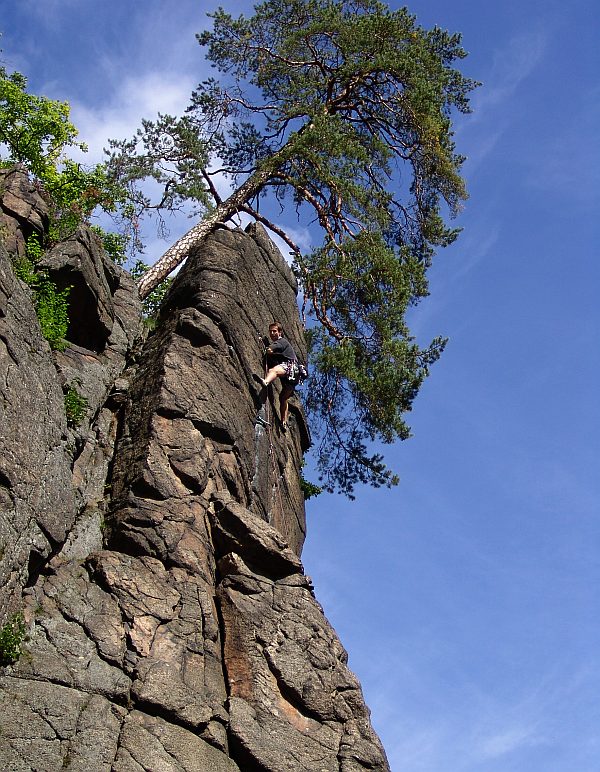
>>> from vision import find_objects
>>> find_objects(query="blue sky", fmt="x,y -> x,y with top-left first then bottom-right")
2,1 -> 599,769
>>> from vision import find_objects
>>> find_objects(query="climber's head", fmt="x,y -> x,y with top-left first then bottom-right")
269,322 -> 283,340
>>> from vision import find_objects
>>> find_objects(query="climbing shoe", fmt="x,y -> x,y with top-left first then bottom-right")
255,415 -> 271,427
253,374 -> 268,388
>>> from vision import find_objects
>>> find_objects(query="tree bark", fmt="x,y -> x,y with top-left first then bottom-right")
137,166 -> 273,299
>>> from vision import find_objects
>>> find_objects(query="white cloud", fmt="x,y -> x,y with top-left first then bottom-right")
69,71 -> 196,163
64,66 -> 201,267
265,222 -> 314,262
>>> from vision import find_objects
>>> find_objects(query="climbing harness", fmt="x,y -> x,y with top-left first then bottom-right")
293,362 -> 309,384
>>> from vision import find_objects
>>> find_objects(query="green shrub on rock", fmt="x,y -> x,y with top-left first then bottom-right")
0,612 -> 27,666
12,235 -> 71,350
64,384 -> 88,427
34,278 -> 70,351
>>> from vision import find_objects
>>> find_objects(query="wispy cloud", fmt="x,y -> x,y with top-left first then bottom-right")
477,29 -> 548,111
522,86 -> 600,206
466,664 -> 600,766
18,0 -> 88,28
371,659 -> 600,771
451,219 -> 501,280
461,26 -> 550,171
474,722 -> 545,762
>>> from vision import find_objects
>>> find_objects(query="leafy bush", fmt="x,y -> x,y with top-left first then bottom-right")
0,68 -> 83,178
64,384 -> 88,427
12,233 -> 43,284
299,475 -> 323,500
12,254 -> 38,284
299,461 -> 322,500
24,232 -> 43,262
34,278 -> 70,350
90,226 -> 128,265
1,66 -> 127,243
12,235 -> 71,350
1,65 -> 165,333
0,612 -> 27,666
44,160 -> 124,242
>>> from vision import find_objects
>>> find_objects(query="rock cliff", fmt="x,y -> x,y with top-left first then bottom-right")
0,168 -> 390,771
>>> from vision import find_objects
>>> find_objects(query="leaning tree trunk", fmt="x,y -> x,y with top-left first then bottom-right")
137,166 -> 273,299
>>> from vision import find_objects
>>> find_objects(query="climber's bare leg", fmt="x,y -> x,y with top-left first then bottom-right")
264,365 -> 286,385
279,383 -> 294,425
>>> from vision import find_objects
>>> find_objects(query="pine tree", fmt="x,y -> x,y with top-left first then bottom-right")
106,0 -> 478,496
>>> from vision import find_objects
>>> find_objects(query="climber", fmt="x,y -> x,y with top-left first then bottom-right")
255,322 -> 299,431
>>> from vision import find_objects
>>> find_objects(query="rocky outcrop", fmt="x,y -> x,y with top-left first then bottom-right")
0,168 -> 143,619
0,170 -> 390,771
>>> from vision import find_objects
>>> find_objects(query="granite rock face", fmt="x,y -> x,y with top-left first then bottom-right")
0,170 -> 390,771
0,169 -> 142,619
